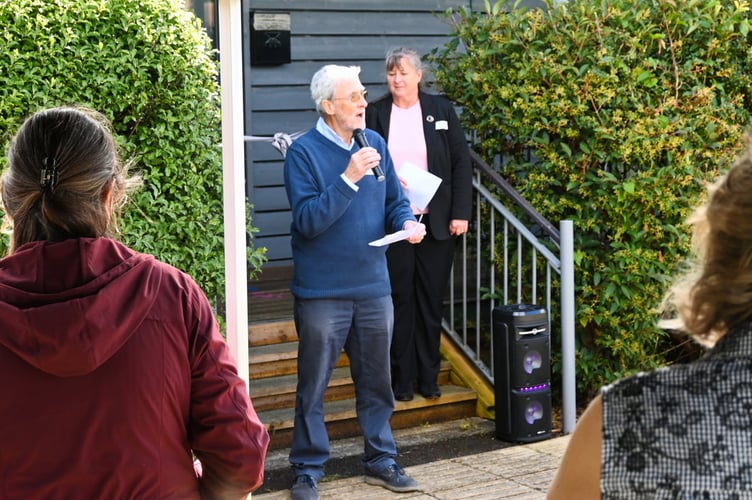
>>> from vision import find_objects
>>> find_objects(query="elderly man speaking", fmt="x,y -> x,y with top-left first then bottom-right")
283,64 -> 426,500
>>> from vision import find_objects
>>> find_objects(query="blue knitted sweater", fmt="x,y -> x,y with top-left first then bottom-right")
283,127 -> 415,300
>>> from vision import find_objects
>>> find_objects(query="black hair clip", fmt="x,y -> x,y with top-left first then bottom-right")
41,156 -> 59,192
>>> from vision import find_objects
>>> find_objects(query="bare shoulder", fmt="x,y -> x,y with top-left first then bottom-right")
547,394 -> 603,500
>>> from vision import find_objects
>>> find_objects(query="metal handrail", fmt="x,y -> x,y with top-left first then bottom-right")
443,149 -> 576,433
469,149 -> 560,244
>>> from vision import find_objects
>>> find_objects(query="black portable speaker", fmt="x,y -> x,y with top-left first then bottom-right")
493,304 -> 552,442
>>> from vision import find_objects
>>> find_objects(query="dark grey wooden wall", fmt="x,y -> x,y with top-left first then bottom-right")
240,1 -> 543,267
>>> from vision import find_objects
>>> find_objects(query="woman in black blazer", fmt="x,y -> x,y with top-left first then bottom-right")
365,47 -> 473,401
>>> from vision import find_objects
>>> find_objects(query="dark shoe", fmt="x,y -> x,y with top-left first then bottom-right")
365,463 -> 419,492
291,474 -> 319,500
420,389 -> 441,400
394,392 -> 414,402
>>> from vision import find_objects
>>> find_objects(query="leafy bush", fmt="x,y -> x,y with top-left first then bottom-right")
429,0 -> 752,396
0,0 -> 266,312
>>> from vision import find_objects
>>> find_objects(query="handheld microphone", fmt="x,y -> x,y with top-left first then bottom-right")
352,128 -> 385,181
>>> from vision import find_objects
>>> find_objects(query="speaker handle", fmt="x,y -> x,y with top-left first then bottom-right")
518,327 -> 547,336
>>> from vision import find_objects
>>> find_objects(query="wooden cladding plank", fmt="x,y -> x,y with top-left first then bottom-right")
253,211 -> 293,238
290,12 -> 452,36
246,109 -> 317,135
248,0 -> 542,11
291,35 -> 450,61
251,159 -> 285,185
246,143 -> 291,162
247,0 -> 468,13
251,185 -> 289,211
253,235 -> 293,261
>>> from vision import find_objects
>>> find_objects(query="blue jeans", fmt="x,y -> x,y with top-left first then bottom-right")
289,296 -> 397,481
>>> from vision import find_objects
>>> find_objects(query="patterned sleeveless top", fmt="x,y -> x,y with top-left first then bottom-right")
601,324 -> 752,499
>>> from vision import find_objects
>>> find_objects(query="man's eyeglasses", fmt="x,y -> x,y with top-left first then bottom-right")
331,90 -> 368,103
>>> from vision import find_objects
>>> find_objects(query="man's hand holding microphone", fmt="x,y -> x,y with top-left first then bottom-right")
344,128 -> 386,183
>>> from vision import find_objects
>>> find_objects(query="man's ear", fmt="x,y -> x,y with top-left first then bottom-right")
321,99 -> 335,116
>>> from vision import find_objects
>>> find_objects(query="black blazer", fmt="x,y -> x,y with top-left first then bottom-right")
366,91 -> 473,240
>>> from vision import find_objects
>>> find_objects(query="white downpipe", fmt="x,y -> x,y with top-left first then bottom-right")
218,0 -> 249,388
559,220 -> 576,433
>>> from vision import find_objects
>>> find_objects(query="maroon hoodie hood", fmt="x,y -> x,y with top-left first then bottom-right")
0,237 -> 161,377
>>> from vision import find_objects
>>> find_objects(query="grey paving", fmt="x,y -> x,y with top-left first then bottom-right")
254,418 -> 569,499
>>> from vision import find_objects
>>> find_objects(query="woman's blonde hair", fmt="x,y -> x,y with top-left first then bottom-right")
385,47 -> 423,75
662,138 -> 752,346
2,106 -> 141,254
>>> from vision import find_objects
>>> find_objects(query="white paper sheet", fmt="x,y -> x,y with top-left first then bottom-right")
368,220 -> 422,247
398,161 -> 442,211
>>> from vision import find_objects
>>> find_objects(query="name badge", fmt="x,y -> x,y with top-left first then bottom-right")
435,120 -> 448,130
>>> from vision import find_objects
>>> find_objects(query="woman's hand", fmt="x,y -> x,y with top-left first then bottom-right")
449,219 -> 468,236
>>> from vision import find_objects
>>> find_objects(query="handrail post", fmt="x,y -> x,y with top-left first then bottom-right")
559,220 -> 576,433
218,0 -> 249,389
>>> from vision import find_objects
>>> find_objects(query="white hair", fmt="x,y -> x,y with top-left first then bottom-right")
310,65 -> 361,115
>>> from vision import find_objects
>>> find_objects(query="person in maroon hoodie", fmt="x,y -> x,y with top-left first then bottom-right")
0,106 -> 269,499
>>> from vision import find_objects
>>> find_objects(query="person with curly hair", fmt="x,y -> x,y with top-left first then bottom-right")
548,138 -> 752,499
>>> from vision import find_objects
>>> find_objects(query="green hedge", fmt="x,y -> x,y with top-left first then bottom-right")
0,0 -> 266,313
429,0 -> 752,395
